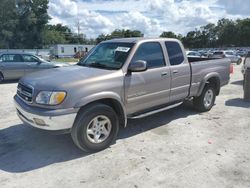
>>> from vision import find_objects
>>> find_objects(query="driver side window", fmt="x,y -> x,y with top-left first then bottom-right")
131,42 -> 165,69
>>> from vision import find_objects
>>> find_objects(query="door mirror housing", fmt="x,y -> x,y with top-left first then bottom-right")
128,60 -> 147,72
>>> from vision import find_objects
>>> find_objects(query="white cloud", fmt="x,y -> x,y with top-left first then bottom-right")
217,0 -> 250,15
117,11 -> 163,37
48,0 -> 250,38
49,0 -> 78,17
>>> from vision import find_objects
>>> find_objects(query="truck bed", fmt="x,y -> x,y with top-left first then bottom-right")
189,58 -> 231,97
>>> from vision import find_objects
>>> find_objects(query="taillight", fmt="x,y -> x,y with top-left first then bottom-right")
230,64 -> 234,74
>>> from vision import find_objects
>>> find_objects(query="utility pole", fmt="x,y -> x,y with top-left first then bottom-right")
77,20 -> 80,37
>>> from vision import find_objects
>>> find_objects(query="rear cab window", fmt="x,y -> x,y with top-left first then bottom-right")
165,41 -> 184,66
132,42 -> 165,69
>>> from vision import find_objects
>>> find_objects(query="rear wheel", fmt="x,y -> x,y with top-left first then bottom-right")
71,103 -> 119,152
193,85 -> 216,112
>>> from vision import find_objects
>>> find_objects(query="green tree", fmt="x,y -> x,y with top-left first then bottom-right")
96,34 -> 108,44
236,19 -> 250,46
200,23 -> 218,47
160,31 -> 177,38
13,0 -> 50,48
42,24 -> 89,46
111,29 -> 143,38
0,0 -> 18,48
216,18 -> 237,47
96,29 -> 144,44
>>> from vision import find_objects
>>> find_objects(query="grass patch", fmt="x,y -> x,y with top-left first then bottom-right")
52,58 -> 79,63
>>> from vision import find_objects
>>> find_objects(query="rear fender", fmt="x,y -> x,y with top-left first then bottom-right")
197,73 -> 221,96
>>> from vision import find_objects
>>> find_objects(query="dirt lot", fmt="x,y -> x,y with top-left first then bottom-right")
0,65 -> 250,188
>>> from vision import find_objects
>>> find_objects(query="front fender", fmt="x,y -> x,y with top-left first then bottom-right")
74,91 -> 127,126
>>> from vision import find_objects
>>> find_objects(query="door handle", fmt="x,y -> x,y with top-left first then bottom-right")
161,72 -> 168,77
173,70 -> 178,74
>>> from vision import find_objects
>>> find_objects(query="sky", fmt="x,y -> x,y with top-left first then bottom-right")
48,0 -> 250,38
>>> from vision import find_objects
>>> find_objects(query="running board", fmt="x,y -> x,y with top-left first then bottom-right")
128,102 -> 183,119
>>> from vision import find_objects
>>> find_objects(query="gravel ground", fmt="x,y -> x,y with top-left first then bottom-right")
0,65 -> 250,188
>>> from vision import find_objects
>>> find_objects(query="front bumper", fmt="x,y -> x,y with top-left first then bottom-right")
14,96 -> 77,131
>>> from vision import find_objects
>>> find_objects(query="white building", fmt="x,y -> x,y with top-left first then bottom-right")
50,44 -> 95,58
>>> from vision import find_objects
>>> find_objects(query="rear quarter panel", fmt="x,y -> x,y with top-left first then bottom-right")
189,58 -> 231,97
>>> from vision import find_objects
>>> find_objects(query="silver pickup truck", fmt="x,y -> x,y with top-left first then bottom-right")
14,38 -> 231,152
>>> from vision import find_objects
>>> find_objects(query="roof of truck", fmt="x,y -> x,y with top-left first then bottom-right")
103,37 -> 179,43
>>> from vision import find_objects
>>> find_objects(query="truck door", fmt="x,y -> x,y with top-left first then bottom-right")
165,41 -> 191,102
125,42 -> 171,114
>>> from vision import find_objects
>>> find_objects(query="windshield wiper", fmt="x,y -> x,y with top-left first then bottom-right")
89,62 -> 107,68
77,63 -> 90,67
88,63 -> 117,70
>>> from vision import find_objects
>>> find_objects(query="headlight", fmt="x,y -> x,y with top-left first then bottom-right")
36,91 -> 66,105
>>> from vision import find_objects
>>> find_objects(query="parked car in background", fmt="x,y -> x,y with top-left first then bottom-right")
0,53 -> 69,83
186,51 -> 202,58
211,51 -> 242,65
236,50 -> 248,57
242,51 -> 250,75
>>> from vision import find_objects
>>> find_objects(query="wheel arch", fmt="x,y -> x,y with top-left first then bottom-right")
74,92 -> 127,127
197,73 -> 221,96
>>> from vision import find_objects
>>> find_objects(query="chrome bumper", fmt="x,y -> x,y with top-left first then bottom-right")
14,100 -> 77,131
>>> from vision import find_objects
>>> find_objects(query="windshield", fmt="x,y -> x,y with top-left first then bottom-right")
78,42 -> 134,70
34,55 -> 48,63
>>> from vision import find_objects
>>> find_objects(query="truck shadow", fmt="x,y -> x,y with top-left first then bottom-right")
0,104 -> 196,173
0,80 -> 18,84
0,124 -> 85,173
118,104 -> 196,139
230,80 -> 243,86
225,98 -> 250,108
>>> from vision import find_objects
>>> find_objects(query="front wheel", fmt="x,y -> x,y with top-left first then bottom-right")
71,103 -> 119,152
193,85 -> 216,112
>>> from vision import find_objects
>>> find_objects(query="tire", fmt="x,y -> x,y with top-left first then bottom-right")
0,72 -> 4,83
71,103 -> 119,152
193,85 -> 216,112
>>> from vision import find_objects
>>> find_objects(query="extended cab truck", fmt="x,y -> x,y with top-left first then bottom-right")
14,38 -> 231,152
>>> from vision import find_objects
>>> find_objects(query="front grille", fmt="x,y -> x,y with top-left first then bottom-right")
17,83 -> 33,103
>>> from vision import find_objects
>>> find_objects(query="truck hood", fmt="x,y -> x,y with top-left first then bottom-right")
20,65 -> 117,91
50,61 -> 71,67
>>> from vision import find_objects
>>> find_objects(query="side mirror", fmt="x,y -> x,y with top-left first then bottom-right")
128,60 -> 147,72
